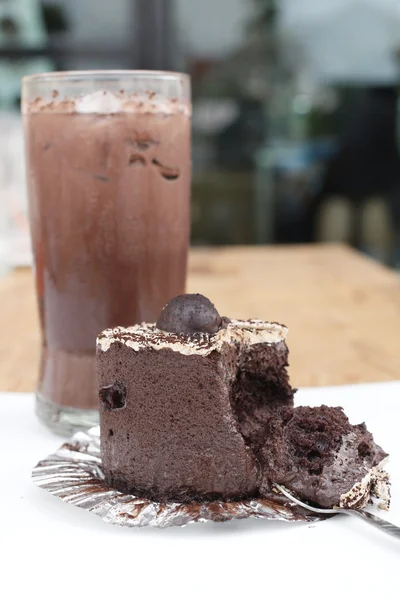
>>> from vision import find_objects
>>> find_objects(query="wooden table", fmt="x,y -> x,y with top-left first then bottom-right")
0,244 -> 399,392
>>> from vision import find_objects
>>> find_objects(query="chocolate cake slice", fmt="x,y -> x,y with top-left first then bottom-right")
259,406 -> 390,509
97,294 -> 294,501
97,293 -> 390,509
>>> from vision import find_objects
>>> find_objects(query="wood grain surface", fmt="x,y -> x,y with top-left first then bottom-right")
0,244 -> 399,392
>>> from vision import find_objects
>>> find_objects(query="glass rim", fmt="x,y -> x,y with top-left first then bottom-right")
22,70 -> 190,84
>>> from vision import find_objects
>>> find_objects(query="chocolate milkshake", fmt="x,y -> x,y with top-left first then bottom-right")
22,72 -> 191,433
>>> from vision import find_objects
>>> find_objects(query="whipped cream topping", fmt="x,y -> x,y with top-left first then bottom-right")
24,91 -> 191,116
97,319 -> 288,356
339,458 -> 390,510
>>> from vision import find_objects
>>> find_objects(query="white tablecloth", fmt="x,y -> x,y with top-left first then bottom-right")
1,383 -> 400,600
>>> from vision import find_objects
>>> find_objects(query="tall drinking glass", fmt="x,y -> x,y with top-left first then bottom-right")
22,71 -> 191,435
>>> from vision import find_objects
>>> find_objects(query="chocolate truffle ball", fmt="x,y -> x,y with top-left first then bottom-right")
156,294 -> 222,335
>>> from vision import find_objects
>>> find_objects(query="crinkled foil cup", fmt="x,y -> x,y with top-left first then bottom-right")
32,427 -> 321,528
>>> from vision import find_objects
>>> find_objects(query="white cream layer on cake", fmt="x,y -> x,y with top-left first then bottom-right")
97,319 -> 288,356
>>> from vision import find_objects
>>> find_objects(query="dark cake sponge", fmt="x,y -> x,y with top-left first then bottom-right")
99,343 -> 263,501
259,405 -> 389,508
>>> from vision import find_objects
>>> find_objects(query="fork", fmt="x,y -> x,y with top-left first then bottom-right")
274,483 -> 400,540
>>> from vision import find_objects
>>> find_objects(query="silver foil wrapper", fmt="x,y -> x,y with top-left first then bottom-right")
32,427 -> 321,528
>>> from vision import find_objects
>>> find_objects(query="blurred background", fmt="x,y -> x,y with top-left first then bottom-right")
1,0 -> 400,268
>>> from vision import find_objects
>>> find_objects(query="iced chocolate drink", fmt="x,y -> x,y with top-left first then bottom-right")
22,71 -> 191,434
